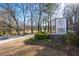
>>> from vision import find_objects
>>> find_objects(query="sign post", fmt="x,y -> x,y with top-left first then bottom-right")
55,17 -> 67,35
51,17 -> 67,48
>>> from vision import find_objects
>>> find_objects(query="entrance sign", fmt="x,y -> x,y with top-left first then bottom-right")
55,18 -> 67,35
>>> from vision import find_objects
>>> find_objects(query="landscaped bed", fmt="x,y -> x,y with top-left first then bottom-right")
24,33 -> 52,46
24,32 -> 79,56
0,33 -> 79,56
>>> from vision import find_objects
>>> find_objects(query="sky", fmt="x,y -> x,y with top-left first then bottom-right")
0,3 -> 65,26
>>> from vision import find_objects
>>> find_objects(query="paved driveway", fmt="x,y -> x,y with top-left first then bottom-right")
0,34 -> 34,44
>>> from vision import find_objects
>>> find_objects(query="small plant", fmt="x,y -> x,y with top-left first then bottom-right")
63,32 -> 79,45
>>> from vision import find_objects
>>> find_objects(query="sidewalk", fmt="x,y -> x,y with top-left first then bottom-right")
0,34 -> 34,44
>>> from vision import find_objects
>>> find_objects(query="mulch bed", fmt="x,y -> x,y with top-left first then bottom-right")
62,45 -> 79,56
25,41 -> 79,56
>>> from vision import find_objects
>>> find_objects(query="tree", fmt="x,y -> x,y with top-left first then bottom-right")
64,4 -> 79,30
0,3 -> 20,35
28,4 -> 35,34
43,3 -> 59,33
0,7 -> 16,35
17,3 -> 28,35
37,4 -> 44,33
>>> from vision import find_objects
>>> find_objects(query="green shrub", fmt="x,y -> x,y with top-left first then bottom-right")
24,38 -> 38,44
0,32 -> 3,36
40,31 -> 45,34
24,33 -> 50,45
64,32 -> 79,45
35,34 -> 48,40
0,33 -> 2,36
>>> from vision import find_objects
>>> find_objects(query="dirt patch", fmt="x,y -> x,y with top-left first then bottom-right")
62,45 -> 79,56
34,47 -> 67,56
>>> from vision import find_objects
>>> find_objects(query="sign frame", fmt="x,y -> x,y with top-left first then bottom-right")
55,17 -> 68,35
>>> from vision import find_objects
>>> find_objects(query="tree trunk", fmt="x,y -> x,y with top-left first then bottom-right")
23,18 -> 26,35
31,14 -> 33,34
3,19 -> 6,35
16,20 -> 20,35
48,14 -> 50,32
38,11 -> 42,33
8,14 -> 12,35
49,14 -> 52,33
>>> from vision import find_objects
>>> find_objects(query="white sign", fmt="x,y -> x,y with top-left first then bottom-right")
56,18 -> 67,35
